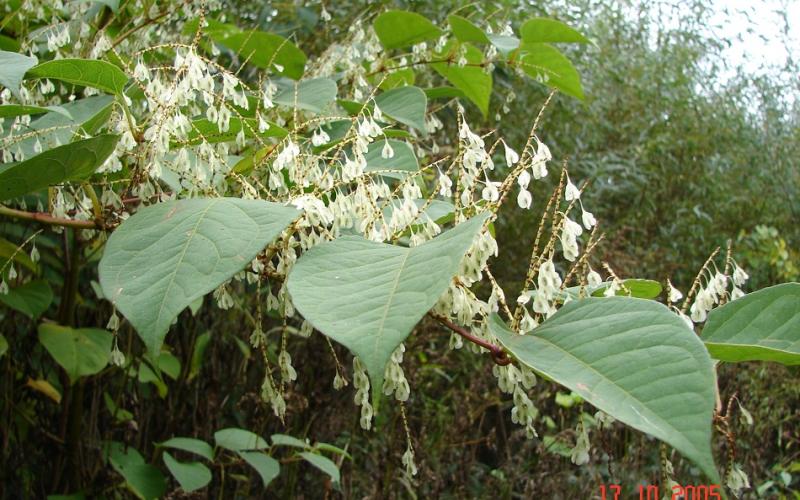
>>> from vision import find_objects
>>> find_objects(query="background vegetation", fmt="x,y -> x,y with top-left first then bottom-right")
1,0 -> 797,498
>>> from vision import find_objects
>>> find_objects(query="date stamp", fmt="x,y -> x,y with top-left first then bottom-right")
600,483 -> 722,499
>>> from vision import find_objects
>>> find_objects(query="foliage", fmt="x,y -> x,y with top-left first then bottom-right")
0,0 -> 797,498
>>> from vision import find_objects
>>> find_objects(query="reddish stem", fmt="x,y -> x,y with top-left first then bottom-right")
431,313 -> 512,365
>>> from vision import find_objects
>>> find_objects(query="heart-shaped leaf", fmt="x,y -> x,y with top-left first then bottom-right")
373,11 -> 443,49
274,78 -> 337,114
159,437 -> 214,461
488,298 -> 719,482
287,213 -> 489,402
374,86 -> 427,133
518,42 -> 584,100
520,18 -> 590,44
239,451 -> 280,487
298,452 -> 340,484
0,134 -> 119,201
26,58 -> 128,94
163,452 -> 211,493
219,31 -> 306,79
448,15 -> 489,44
0,104 -> 71,119
0,279 -> 53,318
38,324 -> 112,384
214,428 -> 269,452
0,51 -> 37,99
432,42 -> 492,117
702,282 -> 800,365
107,442 -> 167,500
99,198 -> 298,354
364,139 -> 418,179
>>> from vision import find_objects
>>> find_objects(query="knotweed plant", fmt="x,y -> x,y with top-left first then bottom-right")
0,1 -> 796,496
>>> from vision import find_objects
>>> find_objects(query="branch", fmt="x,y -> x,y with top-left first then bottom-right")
430,313 -> 511,366
0,205 -> 98,229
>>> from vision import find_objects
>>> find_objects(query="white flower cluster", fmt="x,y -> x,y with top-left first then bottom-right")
382,344 -> 410,402
353,357 -> 374,430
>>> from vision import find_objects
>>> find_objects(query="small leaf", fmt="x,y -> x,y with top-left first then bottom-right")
374,86 -> 427,132
274,78 -> 337,114
702,283 -> 800,365
26,59 -> 128,94
271,434 -> 309,449
189,331 -> 211,381
163,452 -> 211,493
98,198 -> 298,355
432,42 -> 492,117
0,280 -> 53,318
364,139 -> 418,179
26,378 -> 62,403
239,451 -> 280,487
587,279 -> 663,299
0,50 -> 37,99
0,134 -> 119,201
0,104 -> 71,119
107,443 -> 167,500
517,43 -> 583,100
38,324 -> 112,384
159,438 -> 214,461
373,10 -> 443,49
520,18 -> 590,44
487,34 -> 520,54
299,452 -> 340,484
219,31 -> 306,79
447,15 -> 489,44
214,428 -> 269,452
0,238 -> 38,273
424,86 -> 466,100
378,68 -> 415,89
287,214 -> 489,403
0,333 -> 7,359
488,298 -> 719,482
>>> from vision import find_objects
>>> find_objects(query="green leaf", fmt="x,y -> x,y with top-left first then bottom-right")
26,59 -> 128,94
183,117 -> 287,145
271,434 -> 309,449
274,78 -> 337,114
518,43 -> 584,100
520,18 -> 590,44
0,237 -> 37,273
589,279 -> 663,299
488,298 -> 719,482
378,68 -> 415,89
447,15 -> 489,44
424,86 -> 466,100
0,50 -> 37,99
702,283 -> 800,365
0,104 -> 71,119
159,437 -> 214,461
382,199 -> 454,227
432,42 -> 492,117
38,324 -> 112,384
188,331 -> 211,381
219,32 -> 306,79
0,334 -> 7,359
374,86 -> 427,132
373,10 -> 443,50
0,134 -> 119,201
98,198 -> 298,355
364,139 -> 418,179
239,451 -> 280,487
487,34 -> 520,54
287,213 -> 489,403
298,452 -> 340,484
0,280 -> 52,318
214,428 -> 269,452
163,452 -> 211,493
107,442 -> 167,500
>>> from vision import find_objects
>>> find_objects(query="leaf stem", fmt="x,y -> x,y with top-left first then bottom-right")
430,313 -> 511,365
0,204 -> 98,229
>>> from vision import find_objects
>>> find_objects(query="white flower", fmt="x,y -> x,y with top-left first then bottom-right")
320,5 -> 332,22
733,265 -> 749,286
504,141 -> 519,167
518,169 -> 531,190
381,140 -> 394,159
581,209 -> 596,230
311,128 -> 330,146
587,268 -> 602,286
731,286 -> 745,300
565,177 -> 581,201
437,169 -> 453,197
667,280 -> 683,303
517,189 -> 532,209
481,180 -> 501,202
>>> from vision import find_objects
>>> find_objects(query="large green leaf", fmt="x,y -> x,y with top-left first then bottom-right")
432,42 -> 492,117
26,58 -> 128,94
702,283 -> 800,365
0,50 -> 37,99
0,134 -> 119,201
0,280 -> 52,318
520,18 -> 590,44
1,95 -> 115,158
38,324 -> 112,384
0,104 -> 71,119
287,213 -> 489,402
488,298 -> 719,482
99,198 -> 298,355
374,86 -> 427,133
214,428 -> 269,452
239,451 -> 280,487
107,442 -> 167,500
219,31 -> 306,79
298,452 -> 340,484
518,42 -> 584,100
447,15 -> 489,44
163,452 -> 211,493
364,139 -> 418,179
373,10 -> 443,49
159,437 -> 214,461
274,78 -> 337,114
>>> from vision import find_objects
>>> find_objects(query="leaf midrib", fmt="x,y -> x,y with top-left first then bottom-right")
371,249 -> 412,363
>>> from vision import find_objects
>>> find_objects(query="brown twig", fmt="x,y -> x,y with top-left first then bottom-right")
0,205 -> 98,229
430,313 -> 511,365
